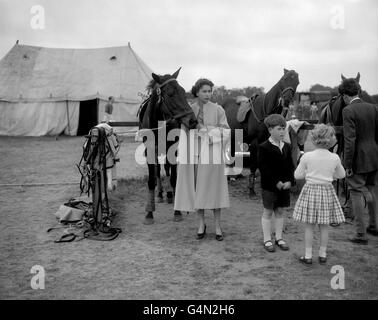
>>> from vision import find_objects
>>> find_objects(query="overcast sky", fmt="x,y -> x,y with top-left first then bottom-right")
0,0 -> 377,94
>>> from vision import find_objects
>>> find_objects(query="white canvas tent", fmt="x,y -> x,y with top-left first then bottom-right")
0,42 -> 153,136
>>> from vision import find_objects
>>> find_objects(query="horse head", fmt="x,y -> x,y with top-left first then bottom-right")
139,68 -> 198,130
319,72 -> 361,135
280,69 -> 300,108
340,72 -> 361,100
341,72 -> 360,84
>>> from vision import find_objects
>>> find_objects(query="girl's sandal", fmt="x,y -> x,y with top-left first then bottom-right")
275,239 -> 289,251
299,256 -> 312,265
318,256 -> 327,264
264,240 -> 275,252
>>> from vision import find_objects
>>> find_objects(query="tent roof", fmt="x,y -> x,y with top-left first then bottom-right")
0,43 -> 153,103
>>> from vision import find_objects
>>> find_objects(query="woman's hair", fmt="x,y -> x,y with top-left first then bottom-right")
264,114 -> 286,129
310,124 -> 336,149
191,78 -> 214,97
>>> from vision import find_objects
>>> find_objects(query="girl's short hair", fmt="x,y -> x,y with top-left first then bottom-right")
264,114 -> 286,129
310,124 -> 336,149
191,78 -> 214,97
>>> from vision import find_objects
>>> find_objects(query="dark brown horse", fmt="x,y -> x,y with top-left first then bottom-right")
138,68 -> 198,224
222,69 -> 299,197
318,73 -> 362,214
319,73 -> 361,157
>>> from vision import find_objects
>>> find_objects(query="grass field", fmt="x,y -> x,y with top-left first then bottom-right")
0,135 -> 377,299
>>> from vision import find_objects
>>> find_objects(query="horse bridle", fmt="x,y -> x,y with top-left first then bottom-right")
137,78 -> 195,131
247,86 -> 295,124
155,78 -> 194,124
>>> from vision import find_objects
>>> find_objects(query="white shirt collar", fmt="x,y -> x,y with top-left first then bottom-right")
350,97 -> 360,103
269,137 -> 284,151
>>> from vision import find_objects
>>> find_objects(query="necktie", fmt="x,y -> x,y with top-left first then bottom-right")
197,104 -> 204,125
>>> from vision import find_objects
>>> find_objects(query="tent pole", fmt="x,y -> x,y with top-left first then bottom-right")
66,100 -> 71,135
97,98 -> 99,124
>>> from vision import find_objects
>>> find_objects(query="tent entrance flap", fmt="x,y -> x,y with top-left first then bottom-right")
77,99 -> 98,135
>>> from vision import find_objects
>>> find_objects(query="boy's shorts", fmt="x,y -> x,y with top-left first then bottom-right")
262,189 -> 290,210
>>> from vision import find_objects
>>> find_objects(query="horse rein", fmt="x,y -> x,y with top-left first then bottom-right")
247,86 -> 295,124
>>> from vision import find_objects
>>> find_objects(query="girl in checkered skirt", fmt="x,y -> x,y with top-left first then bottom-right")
293,124 -> 345,264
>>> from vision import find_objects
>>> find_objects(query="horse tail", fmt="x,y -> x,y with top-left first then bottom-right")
319,103 -> 329,124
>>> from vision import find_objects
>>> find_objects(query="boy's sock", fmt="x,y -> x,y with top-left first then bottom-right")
305,247 -> 312,259
319,246 -> 327,258
275,217 -> 284,240
261,217 -> 272,243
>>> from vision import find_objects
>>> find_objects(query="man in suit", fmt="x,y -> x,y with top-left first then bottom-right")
341,78 -> 378,244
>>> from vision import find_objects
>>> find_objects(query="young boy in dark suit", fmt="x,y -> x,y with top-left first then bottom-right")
258,114 -> 295,252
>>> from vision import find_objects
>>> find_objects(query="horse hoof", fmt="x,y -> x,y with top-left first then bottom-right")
249,191 -> 258,199
167,197 -> 173,204
173,215 -> 183,222
143,218 -> 154,225
157,197 -> 164,203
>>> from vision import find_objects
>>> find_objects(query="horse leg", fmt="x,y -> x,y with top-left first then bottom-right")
248,142 -> 258,198
226,130 -> 235,180
144,163 -> 156,224
169,164 -> 183,222
156,164 -> 164,203
164,163 -> 174,204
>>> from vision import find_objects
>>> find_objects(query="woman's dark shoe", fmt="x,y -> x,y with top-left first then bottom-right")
275,239 -> 289,251
215,233 -> 224,241
196,225 -> 206,240
299,256 -> 312,265
318,256 -> 327,264
264,240 -> 275,252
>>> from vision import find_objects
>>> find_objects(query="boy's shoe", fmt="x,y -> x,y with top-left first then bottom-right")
264,240 -> 275,252
366,226 -> 378,236
275,239 -> 289,251
318,256 -> 327,264
299,256 -> 312,265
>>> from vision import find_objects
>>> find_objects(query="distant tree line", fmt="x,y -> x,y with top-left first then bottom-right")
309,84 -> 378,104
185,84 -> 378,105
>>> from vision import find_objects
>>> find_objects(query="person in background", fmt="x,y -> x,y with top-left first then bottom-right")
310,101 -> 319,120
103,96 -> 115,123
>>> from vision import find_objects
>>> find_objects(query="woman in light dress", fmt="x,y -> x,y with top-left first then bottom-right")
174,79 -> 230,241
